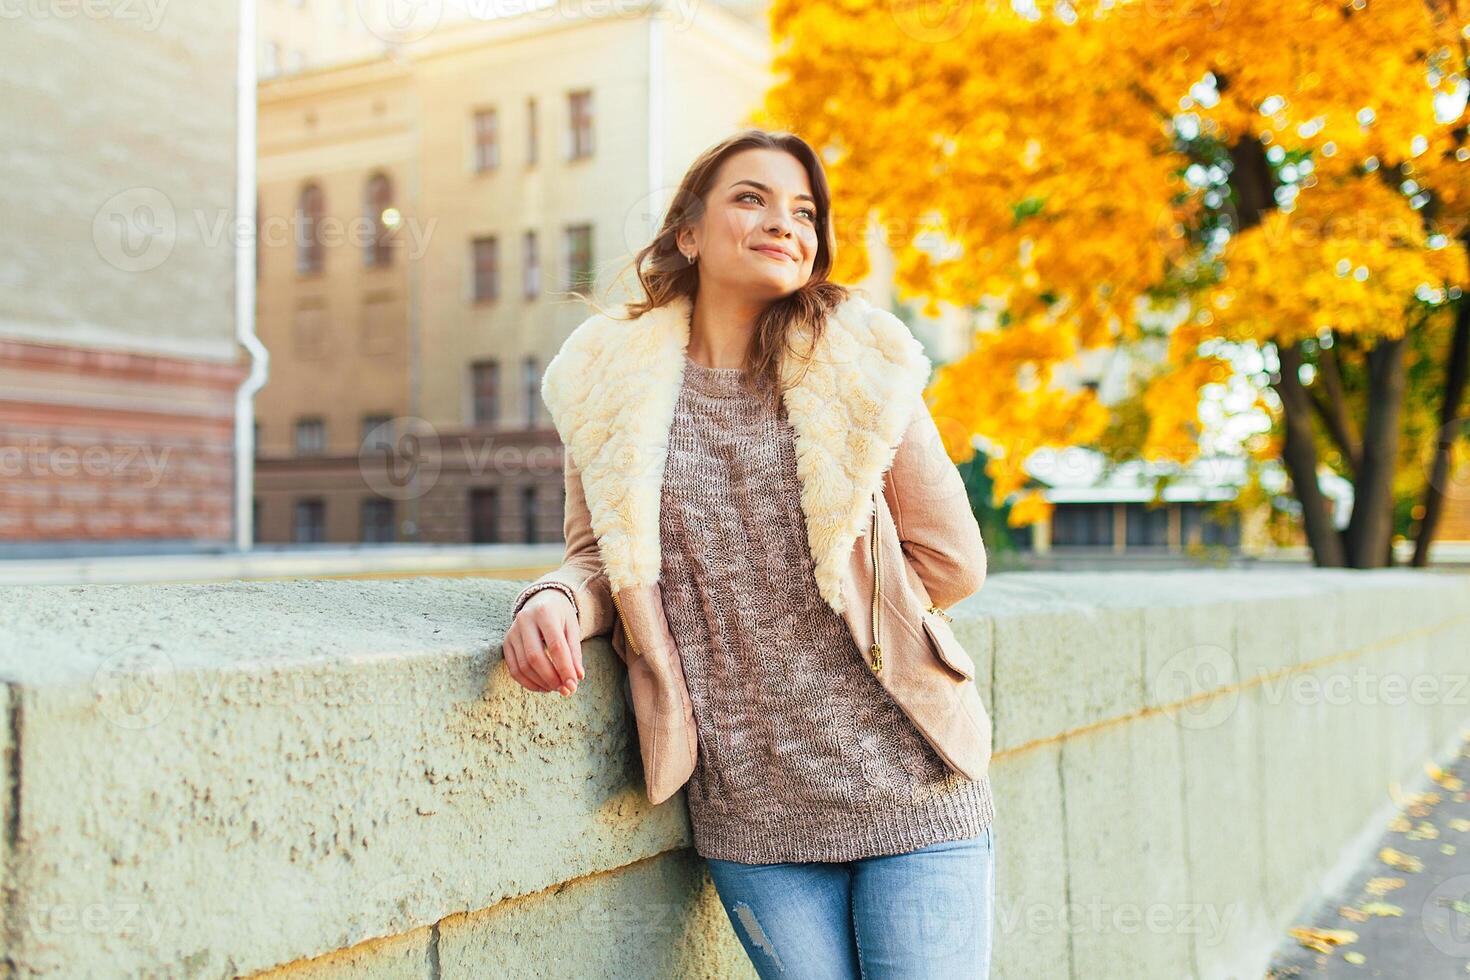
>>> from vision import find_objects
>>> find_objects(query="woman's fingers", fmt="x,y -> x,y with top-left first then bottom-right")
537,617 -> 580,695
505,628 -> 553,692
505,596 -> 586,695
563,617 -> 585,682
519,619 -> 564,692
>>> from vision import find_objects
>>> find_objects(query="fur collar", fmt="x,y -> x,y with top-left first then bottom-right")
539,290 -> 932,615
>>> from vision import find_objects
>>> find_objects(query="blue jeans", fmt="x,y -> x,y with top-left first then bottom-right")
704,825 -> 995,979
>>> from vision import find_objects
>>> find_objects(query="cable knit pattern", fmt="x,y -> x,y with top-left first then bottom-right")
660,354 -> 994,864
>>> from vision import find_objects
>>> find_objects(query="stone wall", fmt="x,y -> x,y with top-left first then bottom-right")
0,569 -> 1466,977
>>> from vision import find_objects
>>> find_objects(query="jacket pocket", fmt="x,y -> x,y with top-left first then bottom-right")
918,609 -> 977,682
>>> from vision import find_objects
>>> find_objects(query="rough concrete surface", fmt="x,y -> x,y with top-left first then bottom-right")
0,570 -> 1465,977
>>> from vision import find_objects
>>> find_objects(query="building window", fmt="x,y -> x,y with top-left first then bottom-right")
470,488 -> 500,543
526,96 -> 538,165
360,293 -> 395,355
568,90 -> 593,160
1051,503 -> 1114,548
262,41 -> 280,78
364,172 -> 394,267
473,109 -> 499,172
564,224 -> 593,292
294,499 -> 326,544
522,230 -> 539,298
472,236 -> 499,302
252,497 -> 263,544
296,182 -> 325,276
1124,502 -> 1170,548
522,485 -> 538,543
253,421 -> 263,455
295,417 -> 326,456
523,356 -> 540,428
1182,504 -> 1241,548
361,497 -> 395,543
471,360 -> 499,426
361,414 -> 393,451
292,302 -> 329,359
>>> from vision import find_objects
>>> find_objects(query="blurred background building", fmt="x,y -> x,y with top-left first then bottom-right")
0,1 -> 254,558
253,1 -> 780,546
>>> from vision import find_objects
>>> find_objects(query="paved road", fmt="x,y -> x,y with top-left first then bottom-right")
1267,732 -> 1470,978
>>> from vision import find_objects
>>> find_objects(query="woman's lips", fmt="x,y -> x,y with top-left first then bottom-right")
753,247 -> 795,262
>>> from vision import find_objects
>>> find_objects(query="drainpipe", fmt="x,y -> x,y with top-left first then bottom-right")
234,0 -> 269,552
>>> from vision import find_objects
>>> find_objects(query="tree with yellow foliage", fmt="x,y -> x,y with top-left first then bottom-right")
757,0 -> 1470,567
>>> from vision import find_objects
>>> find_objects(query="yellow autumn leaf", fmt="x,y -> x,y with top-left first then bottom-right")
1365,877 -> 1406,896
1408,821 -> 1441,841
1289,925 -> 1359,954
1379,848 -> 1424,873
1359,902 -> 1404,918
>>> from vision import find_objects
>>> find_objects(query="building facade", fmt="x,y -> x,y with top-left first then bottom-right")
0,3 -> 252,555
253,2 -> 778,545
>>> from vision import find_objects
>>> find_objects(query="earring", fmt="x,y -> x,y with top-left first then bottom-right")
686,252 -> 696,265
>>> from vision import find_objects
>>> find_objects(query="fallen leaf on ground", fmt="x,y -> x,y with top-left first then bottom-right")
1365,877 -> 1406,896
1379,848 -> 1424,873
1359,902 -> 1403,917
1289,925 -> 1359,954
1409,821 -> 1441,841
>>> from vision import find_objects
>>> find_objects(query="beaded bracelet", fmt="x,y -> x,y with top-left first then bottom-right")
513,580 -> 580,620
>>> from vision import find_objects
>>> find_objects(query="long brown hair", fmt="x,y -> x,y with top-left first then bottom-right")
584,128 -> 852,405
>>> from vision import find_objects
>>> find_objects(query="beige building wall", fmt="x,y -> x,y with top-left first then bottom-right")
415,12 -> 671,431
0,4 -> 248,552
255,59 -> 416,543
253,1 -> 774,545
257,0 -> 388,78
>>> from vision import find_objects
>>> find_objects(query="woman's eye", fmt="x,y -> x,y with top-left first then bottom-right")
737,191 -> 815,222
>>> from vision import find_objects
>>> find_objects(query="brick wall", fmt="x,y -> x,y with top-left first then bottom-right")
0,340 -> 247,545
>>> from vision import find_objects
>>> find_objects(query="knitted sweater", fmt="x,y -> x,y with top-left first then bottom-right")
658,353 -> 995,864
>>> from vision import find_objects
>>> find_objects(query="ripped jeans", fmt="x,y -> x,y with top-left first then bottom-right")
704,825 -> 995,979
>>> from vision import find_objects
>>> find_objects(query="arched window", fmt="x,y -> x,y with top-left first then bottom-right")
364,172 -> 394,268
296,182 -> 325,276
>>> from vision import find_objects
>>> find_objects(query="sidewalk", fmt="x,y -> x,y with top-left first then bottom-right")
1267,730 -> 1470,978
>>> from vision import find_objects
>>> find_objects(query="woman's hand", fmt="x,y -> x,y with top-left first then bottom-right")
505,591 -> 586,696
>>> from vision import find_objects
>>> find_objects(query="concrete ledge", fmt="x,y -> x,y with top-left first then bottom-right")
0,570 -> 1466,977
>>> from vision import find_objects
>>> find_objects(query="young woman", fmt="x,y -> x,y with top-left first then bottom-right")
505,128 -> 997,977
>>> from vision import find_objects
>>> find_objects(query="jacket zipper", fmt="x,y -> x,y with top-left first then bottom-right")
869,504 -> 883,673
610,590 -> 642,657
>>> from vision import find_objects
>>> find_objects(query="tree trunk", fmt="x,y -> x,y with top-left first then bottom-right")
1344,334 -> 1407,567
1274,341 -> 1346,566
1413,300 -> 1470,566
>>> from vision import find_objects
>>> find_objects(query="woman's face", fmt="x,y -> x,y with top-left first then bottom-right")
681,148 -> 820,298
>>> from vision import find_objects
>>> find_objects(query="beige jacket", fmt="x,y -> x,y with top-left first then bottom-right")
514,289 -> 992,805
